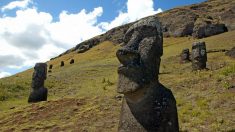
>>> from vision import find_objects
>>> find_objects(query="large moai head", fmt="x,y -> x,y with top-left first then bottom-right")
116,16 -> 163,94
192,42 -> 207,70
32,63 -> 47,89
180,48 -> 190,63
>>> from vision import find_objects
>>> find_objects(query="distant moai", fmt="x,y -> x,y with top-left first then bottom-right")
28,63 -> 48,103
70,59 -> 74,64
116,16 -> 179,131
180,48 -> 190,63
61,61 -> 64,67
49,64 -> 53,69
192,42 -> 207,70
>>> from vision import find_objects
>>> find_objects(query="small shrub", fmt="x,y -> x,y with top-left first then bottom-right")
221,65 -> 235,76
223,81 -> 231,90
106,79 -> 114,86
102,78 -> 105,83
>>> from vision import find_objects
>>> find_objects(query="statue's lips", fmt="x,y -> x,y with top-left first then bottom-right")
193,57 -> 205,62
118,64 -> 141,74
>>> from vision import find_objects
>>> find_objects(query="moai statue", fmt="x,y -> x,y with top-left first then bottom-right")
116,16 -> 179,132
61,61 -> 64,67
192,42 -> 207,70
180,48 -> 190,63
28,63 -> 48,103
49,64 -> 53,69
70,59 -> 74,64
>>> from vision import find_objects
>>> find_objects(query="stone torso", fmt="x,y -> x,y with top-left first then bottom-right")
118,83 -> 179,132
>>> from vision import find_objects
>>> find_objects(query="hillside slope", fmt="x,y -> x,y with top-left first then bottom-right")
0,31 -> 235,131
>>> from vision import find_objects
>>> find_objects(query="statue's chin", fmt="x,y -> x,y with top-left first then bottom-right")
117,74 -> 141,94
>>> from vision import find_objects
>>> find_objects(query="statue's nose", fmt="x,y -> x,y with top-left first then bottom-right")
116,48 -> 140,66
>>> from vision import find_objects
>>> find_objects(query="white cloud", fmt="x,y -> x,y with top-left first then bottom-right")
0,72 -> 11,78
0,5 -> 104,70
47,7 -> 103,47
100,0 -> 163,30
1,0 -> 32,12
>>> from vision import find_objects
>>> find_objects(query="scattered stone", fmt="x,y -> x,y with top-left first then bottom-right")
49,64 -> 53,69
61,61 -> 64,67
225,47 -> 235,58
116,16 -> 179,131
180,48 -> 190,63
70,59 -> 75,64
192,42 -> 207,70
28,63 -> 48,103
10,107 -> 15,109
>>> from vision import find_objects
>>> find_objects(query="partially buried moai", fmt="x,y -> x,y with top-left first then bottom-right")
61,61 -> 64,67
192,42 -> 207,70
28,63 -> 48,103
180,48 -> 190,63
116,16 -> 179,132
70,59 -> 74,64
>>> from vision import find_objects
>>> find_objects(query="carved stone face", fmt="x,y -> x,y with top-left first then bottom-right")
32,63 -> 47,89
181,48 -> 190,61
116,16 -> 163,94
192,42 -> 207,70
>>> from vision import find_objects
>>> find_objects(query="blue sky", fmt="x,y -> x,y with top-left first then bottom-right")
0,0 -> 206,78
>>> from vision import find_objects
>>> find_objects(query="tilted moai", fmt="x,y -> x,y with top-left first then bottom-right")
116,16 -> 179,132
28,63 -> 48,103
192,42 -> 207,70
61,61 -> 64,67
70,59 -> 74,64
180,48 -> 190,63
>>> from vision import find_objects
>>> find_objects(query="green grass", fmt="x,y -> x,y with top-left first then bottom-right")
0,31 -> 235,131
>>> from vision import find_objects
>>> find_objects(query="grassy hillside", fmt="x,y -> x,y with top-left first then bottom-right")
0,31 -> 235,131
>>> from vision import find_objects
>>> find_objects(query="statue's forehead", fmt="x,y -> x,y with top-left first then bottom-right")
126,17 -> 161,34
192,42 -> 206,49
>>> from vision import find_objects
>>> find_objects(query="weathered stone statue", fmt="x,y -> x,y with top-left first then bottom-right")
28,63 -> 48,103
61,61 -> 64,67
70,59 -> 74,64
192,42 -> 207,70
116,16 -> 179,132
49,64 -> 53,69
180,48 -> 190,63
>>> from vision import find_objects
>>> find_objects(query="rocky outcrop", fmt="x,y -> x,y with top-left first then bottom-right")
158,0 -> 234,38
116,16 -> 179,131
192,19 -> 227,38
